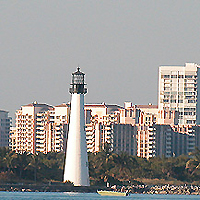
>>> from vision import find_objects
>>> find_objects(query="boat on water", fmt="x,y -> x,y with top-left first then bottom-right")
97,190 -> 129,196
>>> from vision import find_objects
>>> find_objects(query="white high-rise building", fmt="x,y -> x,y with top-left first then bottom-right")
158,63 -> 200,125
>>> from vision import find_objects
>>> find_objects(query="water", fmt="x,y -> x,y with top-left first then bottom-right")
0,192 -> 200,200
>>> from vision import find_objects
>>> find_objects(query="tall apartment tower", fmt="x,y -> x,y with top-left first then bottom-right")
14,102 -> 53,154
63,68 -> 90,186
10,102 -> 69,154
158,63 -> 200,125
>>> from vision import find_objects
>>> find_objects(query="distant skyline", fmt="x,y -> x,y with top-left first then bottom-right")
1,1 -> 200,122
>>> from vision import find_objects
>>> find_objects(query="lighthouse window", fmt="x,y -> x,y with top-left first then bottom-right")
74,75 -> 84,84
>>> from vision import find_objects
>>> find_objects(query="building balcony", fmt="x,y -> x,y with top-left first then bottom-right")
148,141 -> 155,145
36,144 -> 44,148
148,127 -> 156,131
87,145 -> 94,149
86,136 -> 94,140
36,141 -> 45,145
87,142 -> 94,146
166,141 -> 171,145
36,135 -> 45,139
85,127 -> 93,131
86,132 -> 94,136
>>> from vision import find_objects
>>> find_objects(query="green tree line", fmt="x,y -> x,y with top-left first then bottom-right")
0,147 -> 64,183
1,146 -> 200,185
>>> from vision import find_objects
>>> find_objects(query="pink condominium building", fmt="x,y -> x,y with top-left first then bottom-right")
10,101 -> 69,154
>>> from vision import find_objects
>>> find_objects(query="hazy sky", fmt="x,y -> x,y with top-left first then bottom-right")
1,1 -> 200,122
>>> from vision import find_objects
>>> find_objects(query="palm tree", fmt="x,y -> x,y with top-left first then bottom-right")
3,150 -> 17,172
133,156 -> 152,179
13,152 -> 29,180
88,143 -> 114,185
109,152 -> 136,181
0,147 -> 10,170
93,151 -> 111,178
26,153 -> 44,182
186,147 -> 200,176
43,151 -> 64,181
0,147 -> 10,157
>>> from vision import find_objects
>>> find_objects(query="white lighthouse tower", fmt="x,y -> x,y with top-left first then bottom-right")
63,67 -> 90,186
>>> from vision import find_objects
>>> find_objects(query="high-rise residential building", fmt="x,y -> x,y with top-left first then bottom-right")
85,103 -> 121,153
84,102 -> 182,159
193,125 -> 200,149
10,102 -> 69,154
119,103 -> 179,159
154,124 -> 195,157
85,103 -> 137,155
85,103 -> 122,119
50,104 -> 69,153
113,124 -> 137,156
158,63 -> 200,125
13,102 -> 53,154
35,110 -> 52,153
0,110 -> 11,147
9,127 -> 17,151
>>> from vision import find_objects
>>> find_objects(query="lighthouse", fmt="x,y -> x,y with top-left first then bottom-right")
63,67 -> 90,186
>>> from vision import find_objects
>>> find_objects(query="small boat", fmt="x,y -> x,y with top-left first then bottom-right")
97,190 -> 129,196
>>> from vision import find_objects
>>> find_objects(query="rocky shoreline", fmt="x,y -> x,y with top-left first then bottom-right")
1,183 -> 200,195
146,185 -> 200,195
123,184 -> 200,195
0,183 -> 106,193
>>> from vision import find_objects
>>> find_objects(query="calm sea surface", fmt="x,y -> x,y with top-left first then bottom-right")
0,192 -> 200,200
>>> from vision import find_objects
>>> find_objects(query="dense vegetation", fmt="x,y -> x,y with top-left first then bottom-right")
0,147 -> 64,183
1,146 -> 200,185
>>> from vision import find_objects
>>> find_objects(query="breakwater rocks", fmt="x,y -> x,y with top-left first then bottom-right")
123,184 -> 200,195
1,183 -> 200,195
0,183 -> 106,193
145,185 -> 200,195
